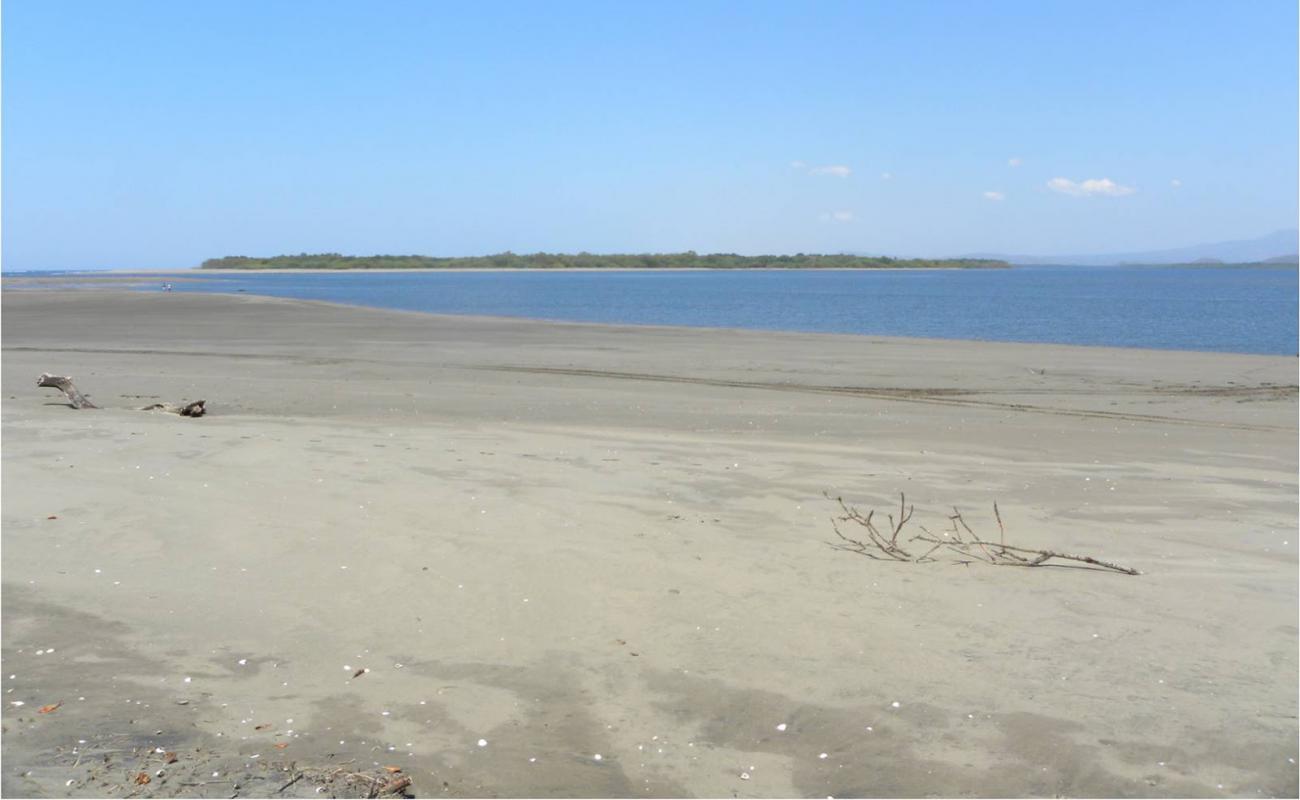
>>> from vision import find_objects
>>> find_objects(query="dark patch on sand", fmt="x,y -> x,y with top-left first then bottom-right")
400,657 -> 690,797
643,669 -> 1230,797
3,588 -> 460,797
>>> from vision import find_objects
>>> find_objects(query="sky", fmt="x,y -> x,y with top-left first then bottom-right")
3,0 -> 1297,270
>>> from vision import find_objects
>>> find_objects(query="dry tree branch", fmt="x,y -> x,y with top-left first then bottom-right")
952,509 -> 998,562
966,541 -> 1140,575
830,516 -> 908,561
826,492 -> 1140,575
828,493 -> 913,561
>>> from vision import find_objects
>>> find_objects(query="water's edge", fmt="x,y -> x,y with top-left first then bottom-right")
6,266 -> 1296,355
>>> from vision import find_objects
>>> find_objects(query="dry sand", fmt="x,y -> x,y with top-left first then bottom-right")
2,289 -> 1296,798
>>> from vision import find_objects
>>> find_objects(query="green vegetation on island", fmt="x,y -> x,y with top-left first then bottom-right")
200,253 -> 1009,271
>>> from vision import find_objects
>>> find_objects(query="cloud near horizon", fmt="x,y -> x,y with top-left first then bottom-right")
820,210 -> 854,223
791,161 -> 852,177
983,191 -> 1005,201
808,164 -> 852,177
1008,157 -> 1022,167
1047,177 -> 1136,197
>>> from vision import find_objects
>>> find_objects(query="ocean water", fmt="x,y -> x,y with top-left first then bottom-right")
27,266 -> 1300,355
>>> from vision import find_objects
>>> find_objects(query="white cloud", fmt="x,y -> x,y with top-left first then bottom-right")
1170,178 -> 1182,188
1008,157 -> 1022,167
1046,177 -> 1136,197
983,191 -> 1005,201
820,210 -> 854,223
790,160 -> 807,169
880,171 -> 893,180
809,164 -> 852,177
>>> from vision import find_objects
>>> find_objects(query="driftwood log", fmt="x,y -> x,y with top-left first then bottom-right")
36,373 -> 98,409
827,492 -> 1140,575
141,400 -> 207,417
37,373 -> 205,417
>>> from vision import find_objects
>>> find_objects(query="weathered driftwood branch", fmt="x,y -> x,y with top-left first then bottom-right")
37,373 -> 98,408
827,492 -> 1140,575
37,373 -> 205,416
141,400 -> 207,417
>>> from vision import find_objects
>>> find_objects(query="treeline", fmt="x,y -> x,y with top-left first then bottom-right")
200,253 -> 1009,270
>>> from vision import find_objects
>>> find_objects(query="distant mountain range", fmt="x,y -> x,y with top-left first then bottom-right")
966,228 -> 1298,266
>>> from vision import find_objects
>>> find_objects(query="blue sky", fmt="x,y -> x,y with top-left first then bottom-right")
4,0 -> 1297,269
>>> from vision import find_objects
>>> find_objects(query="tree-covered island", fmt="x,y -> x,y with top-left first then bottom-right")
200,253 -> 1009,270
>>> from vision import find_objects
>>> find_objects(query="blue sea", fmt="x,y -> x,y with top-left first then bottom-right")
17,266 -> 1300,355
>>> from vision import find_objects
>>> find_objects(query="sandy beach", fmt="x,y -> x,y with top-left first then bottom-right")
2,289 -> 1296,798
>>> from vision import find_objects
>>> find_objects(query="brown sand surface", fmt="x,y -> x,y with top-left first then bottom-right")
2,290 -> 1296,798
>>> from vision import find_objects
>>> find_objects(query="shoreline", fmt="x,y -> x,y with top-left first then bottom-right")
3,282 -> 1293,359
3,289 -> 1296,797
6,264 -> 1003,277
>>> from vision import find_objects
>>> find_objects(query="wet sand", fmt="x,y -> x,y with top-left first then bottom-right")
2,289 -> 1296,797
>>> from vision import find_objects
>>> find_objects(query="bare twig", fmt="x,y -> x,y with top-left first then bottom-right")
953,509 -> 997,562
275,772 -> 304,794
994,501 -> 1006,550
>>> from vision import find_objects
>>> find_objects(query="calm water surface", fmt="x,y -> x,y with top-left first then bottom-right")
48,266 -> 1300,355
